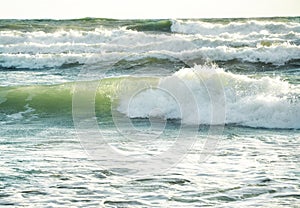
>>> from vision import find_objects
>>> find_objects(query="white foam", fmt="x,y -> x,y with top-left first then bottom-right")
172,42 -> 300,65
0,52 -> 125,69
118,65 -> 300,129
6,104 -> 36,120
0,24 -> 299,68
1,41 -> 299,69
171,19 -> 300,35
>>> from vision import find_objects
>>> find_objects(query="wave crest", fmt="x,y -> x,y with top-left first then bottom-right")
118,65 -> 300,129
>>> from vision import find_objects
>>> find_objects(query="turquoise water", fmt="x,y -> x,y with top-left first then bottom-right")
0,17 -> 300,207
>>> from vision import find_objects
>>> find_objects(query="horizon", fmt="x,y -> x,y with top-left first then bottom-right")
1,15 -> 299,21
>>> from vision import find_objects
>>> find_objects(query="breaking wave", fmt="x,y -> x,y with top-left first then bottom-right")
1,65 -> 299,129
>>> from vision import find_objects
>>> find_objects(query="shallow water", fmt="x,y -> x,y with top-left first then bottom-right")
1,124 -> 299,207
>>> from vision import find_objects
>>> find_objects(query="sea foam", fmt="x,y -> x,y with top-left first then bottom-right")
118,65 -> 300,129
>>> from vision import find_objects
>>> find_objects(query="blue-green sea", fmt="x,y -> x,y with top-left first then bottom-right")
0,17 -> 300,207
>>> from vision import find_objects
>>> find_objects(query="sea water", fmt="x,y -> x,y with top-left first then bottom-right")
0,17 -> 300,207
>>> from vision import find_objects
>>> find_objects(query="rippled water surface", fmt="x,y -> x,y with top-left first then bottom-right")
1,123 -> 299,207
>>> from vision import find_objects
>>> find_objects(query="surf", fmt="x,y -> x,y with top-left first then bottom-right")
1,64 -> 299,129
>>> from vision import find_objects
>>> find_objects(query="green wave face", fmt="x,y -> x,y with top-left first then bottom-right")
126,20 -> 172,32
0,84 -> 74,121
0,77 -> 159,120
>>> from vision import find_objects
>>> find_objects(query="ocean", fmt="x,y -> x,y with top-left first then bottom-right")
0,17 -> 300,207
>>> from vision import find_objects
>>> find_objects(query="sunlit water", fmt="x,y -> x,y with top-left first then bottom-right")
1,123 -> 299,207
